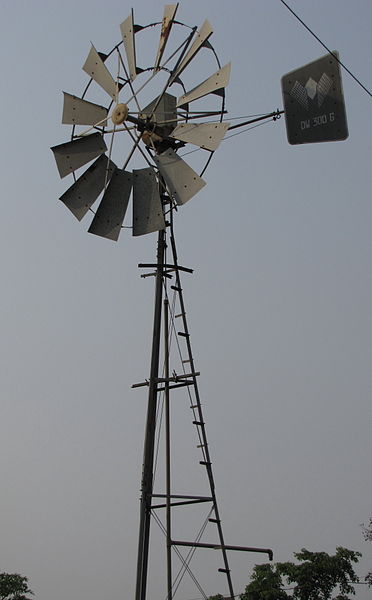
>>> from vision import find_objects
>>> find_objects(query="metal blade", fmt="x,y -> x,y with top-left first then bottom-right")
177,63 -> 231,107
62,92 -> 108,126
170,19 -> 213,83
154,149 -> 206,205
140,93 -> 178,136
120,10 -> 137,81
83,44 -> 118,99
51,132 -> 107,179
169,122 -> 229,151
88,169 -> 132,241
132,168 -> 165,236
59,155 -> 116,221
154,4 -> 179,71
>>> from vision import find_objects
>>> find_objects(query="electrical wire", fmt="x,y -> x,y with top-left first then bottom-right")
279,0 -> 372,98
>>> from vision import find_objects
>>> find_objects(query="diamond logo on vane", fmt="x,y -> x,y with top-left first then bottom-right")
290,72 -> 333,110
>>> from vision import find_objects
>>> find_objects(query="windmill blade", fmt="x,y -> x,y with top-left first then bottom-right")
59,154 -> 116,221
170,122 -> 229,151
51,132 -> 107,179
154,4 -> 179,71
120,10 -> 137,82
170,19 -> 213,84
177,63 -> 231,107
154,148 -> 206,205
83,44 -> 118,99
88,169 -> 132,241
132,168 -> 165,236
62,92 -> 108,126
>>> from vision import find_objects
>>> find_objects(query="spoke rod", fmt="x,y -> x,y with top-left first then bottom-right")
101,125 -> 136,134
73,115 -> 109,138
123,123 -> 155,170
126,30 -> 195,106
121,131 -> 142,171
117,48 -> 142,112
148,27 -> 196,121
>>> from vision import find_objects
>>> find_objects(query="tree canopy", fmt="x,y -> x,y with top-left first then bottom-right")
239,562 -> 288,600
275,547 -> 361,600
362,518 -> 372,586
0,574 -> 33,600
208,546 -> 361,600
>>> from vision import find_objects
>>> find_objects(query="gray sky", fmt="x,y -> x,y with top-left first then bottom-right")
0,1 -> 371,599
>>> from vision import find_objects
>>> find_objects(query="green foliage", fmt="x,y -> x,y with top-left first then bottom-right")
240,563 -> 289,600
228,547 -> 360,600
207,595 -> 225,600
362,518 -> 372,586
0,574 -> 33,600
277,547 -> 361,600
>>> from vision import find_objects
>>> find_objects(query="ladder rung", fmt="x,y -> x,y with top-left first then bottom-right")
182,359 -> 191,364
209,518 -> 219,523
171,285 -> 182,292
193,420 -> 204,426
178,331 -> 189,337
175,313 -> 185,318
178,371 -> 200,380
218,568 -> 230,573
197,444 -> 207,449
190,404 -> 199,409
200,461 -> 212,467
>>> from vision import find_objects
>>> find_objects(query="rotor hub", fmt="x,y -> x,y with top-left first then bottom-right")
111,103 -> 129,125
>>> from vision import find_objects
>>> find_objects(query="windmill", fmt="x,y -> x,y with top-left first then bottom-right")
51,5 -> 348,599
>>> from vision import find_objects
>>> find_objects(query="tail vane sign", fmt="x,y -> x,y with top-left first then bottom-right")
281,51 -> 348,144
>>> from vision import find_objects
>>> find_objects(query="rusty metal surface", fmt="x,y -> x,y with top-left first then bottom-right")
154,4 -> 178,71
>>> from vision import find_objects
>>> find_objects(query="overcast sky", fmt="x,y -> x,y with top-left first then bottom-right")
0,1 -> 371,599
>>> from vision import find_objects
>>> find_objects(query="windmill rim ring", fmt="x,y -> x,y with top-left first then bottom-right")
70,15 -> 226,188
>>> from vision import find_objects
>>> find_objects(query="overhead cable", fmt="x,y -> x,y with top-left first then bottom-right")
279,0 -> 372,98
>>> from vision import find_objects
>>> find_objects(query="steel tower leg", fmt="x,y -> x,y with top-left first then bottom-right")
135,227 -> 166,600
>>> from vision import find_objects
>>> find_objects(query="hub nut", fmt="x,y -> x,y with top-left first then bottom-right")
111,103 -> 129,125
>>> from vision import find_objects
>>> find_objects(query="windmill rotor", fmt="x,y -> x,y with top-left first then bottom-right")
51,4 -> 232,241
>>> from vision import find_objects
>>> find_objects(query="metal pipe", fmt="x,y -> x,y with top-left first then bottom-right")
227,110 -> 284,131
171,540 -> 273,561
